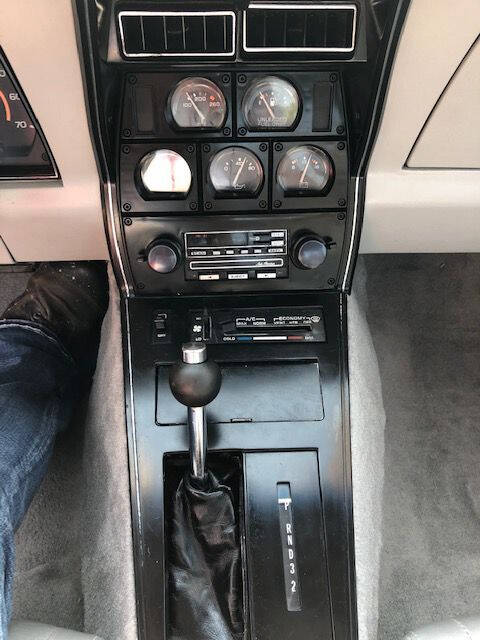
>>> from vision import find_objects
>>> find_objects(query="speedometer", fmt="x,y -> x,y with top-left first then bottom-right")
169,77 -> 227,130
0,51 -> 56,179
0,66 -> 36,156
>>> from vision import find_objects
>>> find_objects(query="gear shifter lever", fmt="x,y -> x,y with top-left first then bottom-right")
169,342 -> 222,480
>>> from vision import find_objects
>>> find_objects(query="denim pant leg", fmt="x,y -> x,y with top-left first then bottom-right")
0,321 -> 79,639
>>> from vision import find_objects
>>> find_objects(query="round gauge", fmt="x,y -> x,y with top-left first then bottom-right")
242,76 -> 300,130
276,145 -> 334,196
169,77 -> 227,130
138,149 -> 192,198
208,147 -> 264,197
0,67 -> 36,156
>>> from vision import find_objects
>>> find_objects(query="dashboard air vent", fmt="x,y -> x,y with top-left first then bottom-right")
118,11 -> 236,58
243,3 -> 357,54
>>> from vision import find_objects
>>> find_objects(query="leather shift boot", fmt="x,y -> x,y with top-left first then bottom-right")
168,471 -> 244,640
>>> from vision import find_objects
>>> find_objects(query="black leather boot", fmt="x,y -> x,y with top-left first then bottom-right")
2,261 -> 109,371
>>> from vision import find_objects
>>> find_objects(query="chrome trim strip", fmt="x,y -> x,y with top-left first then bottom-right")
243,3 -> 357,54
341,175 -> 360,291
106,181 -> 130,294
125,297 -> 143,549
118,10 -> 236,58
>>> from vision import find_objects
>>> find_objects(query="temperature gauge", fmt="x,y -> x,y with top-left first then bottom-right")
169,77 -> 227,130
276,145 -> 334,196
208,147 -> 264,197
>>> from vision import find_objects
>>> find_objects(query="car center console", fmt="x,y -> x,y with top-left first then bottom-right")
75,1 -> 410,639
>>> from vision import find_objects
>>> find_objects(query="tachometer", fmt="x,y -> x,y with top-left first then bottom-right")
276,145 -> 334,196
208,147 -> 263,197
242,76 -> 300,130
169,77 -> 227,130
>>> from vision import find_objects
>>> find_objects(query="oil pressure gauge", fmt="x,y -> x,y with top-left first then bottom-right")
242,76 -> 300,130
276,145 -> 334,196
208,147 -> 263,197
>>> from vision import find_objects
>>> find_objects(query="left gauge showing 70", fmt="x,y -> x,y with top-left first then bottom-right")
168,77 -> 227,130
0,66 -> 37,156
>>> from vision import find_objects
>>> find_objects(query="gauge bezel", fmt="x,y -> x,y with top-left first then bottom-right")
208,146 -> 264,199
167,76 -> 228,132
271,140 -> 348,212
201,142 -> 269,212
241,75 -> 302,132
276,145 -> 335,197
120,143 -> 199,214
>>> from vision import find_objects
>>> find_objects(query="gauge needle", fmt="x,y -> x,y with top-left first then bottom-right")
233,157 -> 247,187
259,92 -> 275,120
186,93 -> 205,123
300,154 -> 312,186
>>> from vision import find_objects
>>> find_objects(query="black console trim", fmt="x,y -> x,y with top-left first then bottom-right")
122,291 -> 357,640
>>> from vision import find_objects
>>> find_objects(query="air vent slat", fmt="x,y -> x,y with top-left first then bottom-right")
119,11 -> 236,58
243,3 -> 357,54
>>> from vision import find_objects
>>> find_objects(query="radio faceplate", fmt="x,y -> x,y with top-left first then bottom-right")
185,229 -> 288,281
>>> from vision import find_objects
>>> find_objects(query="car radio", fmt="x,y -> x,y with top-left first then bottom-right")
184,229 -> 288,281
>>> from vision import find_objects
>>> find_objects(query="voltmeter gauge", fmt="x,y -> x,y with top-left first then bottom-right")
276,145 -> 334,196
169,77 -> 227,130
208,147 -> 263,197
242,76 -> 300,130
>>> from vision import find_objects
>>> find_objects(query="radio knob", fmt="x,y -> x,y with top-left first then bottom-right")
147,241 -> 180,274
293,236 -> 328,270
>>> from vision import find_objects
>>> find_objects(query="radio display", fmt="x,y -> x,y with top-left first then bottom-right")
188,232 -> 250,248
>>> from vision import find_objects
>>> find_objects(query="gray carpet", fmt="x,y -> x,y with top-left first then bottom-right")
3,267 -> 137,639
348,262 -> 386,640
356,254 -> 480,640
0,272 -> 31,312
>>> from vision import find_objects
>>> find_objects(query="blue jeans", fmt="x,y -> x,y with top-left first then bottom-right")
0,321 -> 78,639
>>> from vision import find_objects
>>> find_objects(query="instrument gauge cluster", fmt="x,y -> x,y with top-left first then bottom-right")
120,69 -> 348,214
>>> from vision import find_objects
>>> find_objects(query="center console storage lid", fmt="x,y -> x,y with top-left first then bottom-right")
156,361 -> 324,425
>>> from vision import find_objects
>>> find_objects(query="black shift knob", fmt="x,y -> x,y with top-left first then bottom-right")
169,343 -> 222,408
